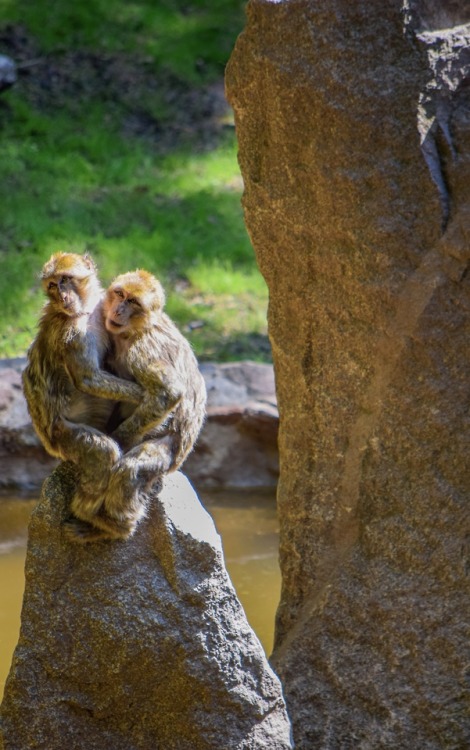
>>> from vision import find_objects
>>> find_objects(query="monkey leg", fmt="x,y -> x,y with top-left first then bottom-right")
52,418 -> 122,522
68,439 -> 170,542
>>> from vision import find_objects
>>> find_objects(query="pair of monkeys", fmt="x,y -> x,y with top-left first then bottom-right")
22,252 -> 207,543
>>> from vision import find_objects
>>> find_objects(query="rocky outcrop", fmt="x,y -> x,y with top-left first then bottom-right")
0,465 -> 292,750
226,1 -> 470,748
0,359 -> 279,491
0,360 -> 53,490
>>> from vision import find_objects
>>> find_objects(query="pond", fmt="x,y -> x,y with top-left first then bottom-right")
0,488 -> 280,700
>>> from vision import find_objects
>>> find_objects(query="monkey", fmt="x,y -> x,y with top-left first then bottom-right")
65,268 -> 207,543
22,252 -> 146,527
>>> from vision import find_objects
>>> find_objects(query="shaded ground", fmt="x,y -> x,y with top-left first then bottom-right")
0,23 -> 231,152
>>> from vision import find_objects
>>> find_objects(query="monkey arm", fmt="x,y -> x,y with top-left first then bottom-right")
78,370 -> 144,404
65,350 -> 144,405
111,362 -> 183,448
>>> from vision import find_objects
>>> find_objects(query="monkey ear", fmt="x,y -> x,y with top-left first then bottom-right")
150,279 -> 165,310
83,253 -> 97,272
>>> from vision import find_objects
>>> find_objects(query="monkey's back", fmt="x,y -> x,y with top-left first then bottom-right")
22,308 -> 112,458
163,317 -> 206,468
114,312 -> 207,470
22,314 -> 76,456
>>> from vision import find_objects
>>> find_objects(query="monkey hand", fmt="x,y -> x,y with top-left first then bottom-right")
110,380 -> 182,450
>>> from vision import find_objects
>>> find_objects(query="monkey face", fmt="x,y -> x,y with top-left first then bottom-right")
41,252 -> 100,317
104,288 -> 145,335
104,270 -> 165,337
45,274 -> 86,316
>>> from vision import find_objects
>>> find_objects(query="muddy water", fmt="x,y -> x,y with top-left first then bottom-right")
0,489 -> 280,699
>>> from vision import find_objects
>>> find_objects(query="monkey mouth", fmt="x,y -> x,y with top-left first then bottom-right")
61,304 -> 77,315
109,320 -> 124,329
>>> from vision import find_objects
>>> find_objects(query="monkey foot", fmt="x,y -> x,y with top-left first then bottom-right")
62,517 -> 116,544
93,503 -> 140,538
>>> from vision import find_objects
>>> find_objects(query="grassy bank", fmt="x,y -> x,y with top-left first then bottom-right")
0,1 -> 270,361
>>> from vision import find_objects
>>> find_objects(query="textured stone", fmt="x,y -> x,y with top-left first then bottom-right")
0,464 -> 292,750
226,1 -> 470,747
186,362 -> 279,488
0,359 -> 279,491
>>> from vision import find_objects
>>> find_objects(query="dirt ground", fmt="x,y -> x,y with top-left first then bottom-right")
0,23 -> 232,151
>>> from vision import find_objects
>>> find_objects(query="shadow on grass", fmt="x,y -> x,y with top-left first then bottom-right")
0,1 -> 245,84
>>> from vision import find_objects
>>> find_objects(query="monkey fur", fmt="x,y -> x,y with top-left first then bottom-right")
66,269 -> 207,543
22,252 -> 145,526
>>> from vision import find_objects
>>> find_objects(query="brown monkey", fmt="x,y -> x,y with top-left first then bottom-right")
66,269 -> 207,542
22,253 -> 144,525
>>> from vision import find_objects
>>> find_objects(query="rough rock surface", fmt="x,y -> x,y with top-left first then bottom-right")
187,362 -> 279,488
0,464 -> 292,750
0,361 -> 54,491
226,1 -> 470,747
0,359 -> 278,491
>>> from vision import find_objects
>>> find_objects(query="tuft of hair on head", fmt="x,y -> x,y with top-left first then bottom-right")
111,269 -> 166,311
82,253 -> 97,272
41,252 -> 97,281
136,269 -> 165,311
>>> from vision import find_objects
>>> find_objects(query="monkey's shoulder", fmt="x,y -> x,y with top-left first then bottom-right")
128,324 -> 196,374
86,304 -> 109,355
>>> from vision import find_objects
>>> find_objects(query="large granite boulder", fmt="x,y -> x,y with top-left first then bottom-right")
226,1 -> 470,747
0,465 -> 292,749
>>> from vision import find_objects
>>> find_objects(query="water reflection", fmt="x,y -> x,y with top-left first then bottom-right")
0,498 -> 36,701
203,488 -> 281,654
0,488 -> 280,699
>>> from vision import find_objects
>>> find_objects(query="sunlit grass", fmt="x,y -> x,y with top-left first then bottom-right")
0,121 -> 264,358
0,1 -> 270,361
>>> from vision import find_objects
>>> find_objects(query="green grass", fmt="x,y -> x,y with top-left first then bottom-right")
0,0 -> 271,361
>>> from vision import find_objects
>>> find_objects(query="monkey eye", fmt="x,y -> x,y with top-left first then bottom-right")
60,275 -> 71,283
114,289 -> 125,299
48,281 -> 57,290
128,297 -> 141,307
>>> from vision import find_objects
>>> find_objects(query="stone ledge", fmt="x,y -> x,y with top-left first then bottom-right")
0,358 -> 279,492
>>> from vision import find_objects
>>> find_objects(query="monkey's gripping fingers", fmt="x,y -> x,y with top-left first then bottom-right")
91,506 -> 143,540
69,486 -> 107,525
52,418 -> 123,469
111,389 -> 181,449
64,481 -> 141,543
63,517 -> 116,544
95,457 -> 152,535
104,475 -> 149,526
63,513 -> 137,543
